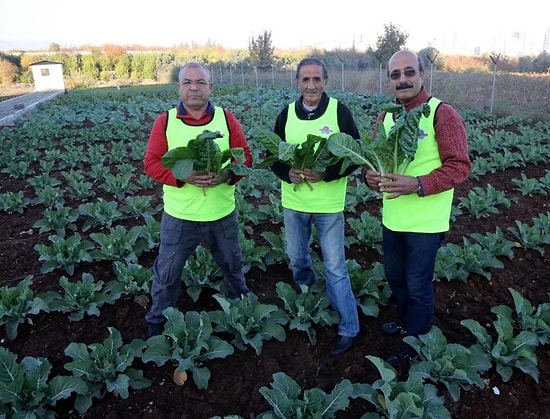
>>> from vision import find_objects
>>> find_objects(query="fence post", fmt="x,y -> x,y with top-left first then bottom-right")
337,56 -> 345,92
375,55 -> 383,94
489,53 -> 500,115
426,53 -> 438,94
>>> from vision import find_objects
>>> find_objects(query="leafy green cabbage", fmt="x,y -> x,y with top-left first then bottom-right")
161,129 -> 246,180
255,129 -> 339,190
327,102 -> 430,175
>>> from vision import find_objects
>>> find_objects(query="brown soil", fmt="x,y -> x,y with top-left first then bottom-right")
1,132 -> 549,417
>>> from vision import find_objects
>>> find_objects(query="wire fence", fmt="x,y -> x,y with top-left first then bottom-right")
206,65 -> 550,121
208,65 -> 385,94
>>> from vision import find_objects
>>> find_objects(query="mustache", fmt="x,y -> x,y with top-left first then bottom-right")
396,82 -> 413,90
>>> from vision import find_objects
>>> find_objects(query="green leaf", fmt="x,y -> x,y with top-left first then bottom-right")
189,366 -> 211,390
255,128 -> 283,155
255,131 -> 339,191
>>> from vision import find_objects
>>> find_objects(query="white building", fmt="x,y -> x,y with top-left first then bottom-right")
29,60 -> 65,92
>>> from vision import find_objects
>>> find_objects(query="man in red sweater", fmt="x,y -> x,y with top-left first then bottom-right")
144,62 -> 252,337
363,50 -> 471,369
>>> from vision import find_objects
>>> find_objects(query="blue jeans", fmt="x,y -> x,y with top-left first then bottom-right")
145,210 -> 250,325
284,208 -> 359,337
382,226 -> 443,337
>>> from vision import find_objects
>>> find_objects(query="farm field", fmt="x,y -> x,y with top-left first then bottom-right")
0,84 -> 549,418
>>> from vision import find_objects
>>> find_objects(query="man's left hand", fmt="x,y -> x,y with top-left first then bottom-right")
302,168 -> 326,183
208,169 -> 232,186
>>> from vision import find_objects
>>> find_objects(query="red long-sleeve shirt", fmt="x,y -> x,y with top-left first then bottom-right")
144,102 -> 252,187
372,87 -> 471,196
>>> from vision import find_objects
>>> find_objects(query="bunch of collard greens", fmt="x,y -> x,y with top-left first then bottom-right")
327,102 -> 430,175
161,130 -> 250,180
255,129 -> 339,190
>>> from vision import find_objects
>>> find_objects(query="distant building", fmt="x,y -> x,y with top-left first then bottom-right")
29,60 -> 65,92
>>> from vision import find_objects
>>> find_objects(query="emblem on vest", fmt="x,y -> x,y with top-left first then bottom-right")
319,125 -> 333,136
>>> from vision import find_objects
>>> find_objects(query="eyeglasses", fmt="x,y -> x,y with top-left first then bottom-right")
389,69 -> 417,80
179,80 -> 209,87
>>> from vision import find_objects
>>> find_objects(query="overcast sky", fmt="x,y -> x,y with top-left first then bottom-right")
2,0 -> 548,56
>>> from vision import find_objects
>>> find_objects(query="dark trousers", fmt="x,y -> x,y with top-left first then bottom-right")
382,226 -> 443,337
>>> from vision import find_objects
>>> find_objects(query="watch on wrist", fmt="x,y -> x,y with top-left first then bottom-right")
225,172 -> 234,184
416,177 -> 424,197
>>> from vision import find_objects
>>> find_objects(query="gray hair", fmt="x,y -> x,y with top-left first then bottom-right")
296,58 -> 329,80
178,62 -> 210,82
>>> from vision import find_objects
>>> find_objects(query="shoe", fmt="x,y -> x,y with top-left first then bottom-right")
380,321 -> 407,336
147,322 -> 165,337
386,344 -> 418,369
330,335 -> 355,356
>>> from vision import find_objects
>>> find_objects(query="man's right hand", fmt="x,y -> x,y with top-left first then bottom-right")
363,169 -> 382,189
288,168 -> 305,184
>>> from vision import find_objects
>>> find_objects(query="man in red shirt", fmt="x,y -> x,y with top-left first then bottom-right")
144,62 -> 252,337
364,50 -> 471,369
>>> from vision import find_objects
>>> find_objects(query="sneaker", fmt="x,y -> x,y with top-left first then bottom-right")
380,321 -> 407,335
386,344 -> 418,369
330,335 -> 356,356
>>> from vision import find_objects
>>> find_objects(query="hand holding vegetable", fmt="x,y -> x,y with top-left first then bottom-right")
376,173 -> 418,199
363,169 -> 382,189
208,168 -> 233,186
289,168 -> 326,185
178,168 -> 233,188
327,102 -> 430,176
161,130 -> 247,194
255,129 -> 337,191
180,171 -> 214,187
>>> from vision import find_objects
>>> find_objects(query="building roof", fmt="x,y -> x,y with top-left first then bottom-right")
29,60 -> 63,66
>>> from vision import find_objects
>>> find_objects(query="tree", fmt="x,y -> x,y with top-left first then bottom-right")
532,52 -> 550,73
114,54 -> 131,80
81,54 -> 100,80
0,58 -> 18,85
418,47 -> 442,69
248,30 -> 274,70
374,23 -> 408,64
48,43 -> 61,52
